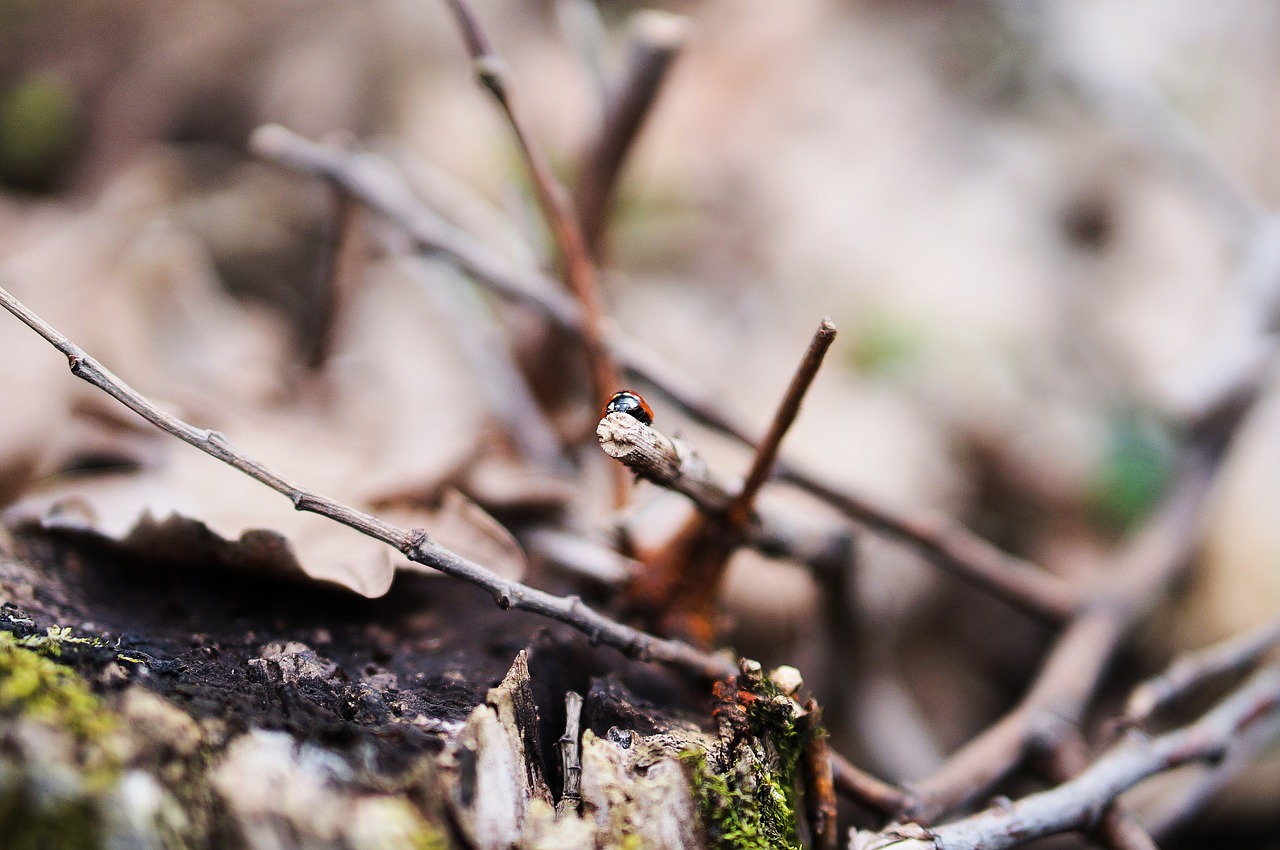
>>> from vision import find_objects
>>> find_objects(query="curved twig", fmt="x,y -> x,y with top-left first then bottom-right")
0,284 -> 734,680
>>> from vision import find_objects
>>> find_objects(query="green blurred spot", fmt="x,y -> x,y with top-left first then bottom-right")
1087,410 -> 1175,534
846,310 -> 928,377
0,71 -> 80,191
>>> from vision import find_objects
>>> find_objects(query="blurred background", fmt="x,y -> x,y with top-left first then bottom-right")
3,0 -> 1280,844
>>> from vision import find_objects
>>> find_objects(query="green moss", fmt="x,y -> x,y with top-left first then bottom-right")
0,631 -> 116,744
8,625 -> 110,660
682,666 -> 814,850
0,630 -> 124,850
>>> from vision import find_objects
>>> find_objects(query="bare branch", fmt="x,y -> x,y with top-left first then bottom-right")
829,749 -> 915,818
1126,613 -> 1280,725
0,284 -> 735,681
852,666 -> 1280,850
727,317 -> 837,528
575,11 -> 690,257
597,410 -> 854,578
774,466 -> 1078,622
1037,730 -> 1158,850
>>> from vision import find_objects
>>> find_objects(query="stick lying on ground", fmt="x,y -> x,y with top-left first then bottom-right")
0,284 -> 734,681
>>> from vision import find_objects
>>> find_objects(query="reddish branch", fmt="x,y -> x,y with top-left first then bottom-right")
616,320 -> 838,644
441,0 -> 621,422
0,285 -> 734,681
250,126 -> 1077,623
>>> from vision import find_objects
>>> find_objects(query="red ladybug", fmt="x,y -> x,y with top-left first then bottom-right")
603,390 -> 654,426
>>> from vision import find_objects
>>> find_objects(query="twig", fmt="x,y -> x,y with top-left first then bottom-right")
1036,729 -> 1158,850
556,690 -> 584,818
0,284 -> 735,681
596,410 -> 856,577
851,666 -> 1280,850
574,11 -> 690,257
773,466 -> 1078,622
250,125 -> 1078,623
596,411 -> 735,512
441,0 -> 622,423
830,750 -> 915,818
800,699 -> 839,850
627,319 -> 838,642
727,318 -> 837,528
1126,613 -> 1280,725
1147,703 -> 1280,841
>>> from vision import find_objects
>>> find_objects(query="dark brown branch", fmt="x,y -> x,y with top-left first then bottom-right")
774,466 -> 1078,622
727,317 -> 837,528
441,0 -> 621,421
574,10 -> 690,257
1126,613 -> 1280,725
0,284 -> 735,681
250,125 -> 1077,622
851,666 -> 1280,850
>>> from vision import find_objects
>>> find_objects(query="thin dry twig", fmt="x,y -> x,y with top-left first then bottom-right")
0,284 -> 734,681
800,699 -> 839,850
442,0 -> 621,418
727,317 -> 837,527
830,750 -> 916,818
1126,613 -> 1280,725
851,666 -> 1280,850
622,319 -> 838,642
574,10 -> 690,257
597,410 -> 855,576
1037,730 -> 1159,850
250,125 -> 1079,622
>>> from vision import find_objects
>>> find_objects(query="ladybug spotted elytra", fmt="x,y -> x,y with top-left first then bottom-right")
603,390 -> 654,426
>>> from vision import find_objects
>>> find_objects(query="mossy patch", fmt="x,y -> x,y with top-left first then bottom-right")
0,630 -> 116,745
682,663 -> 814,850
0,629 -> 124,850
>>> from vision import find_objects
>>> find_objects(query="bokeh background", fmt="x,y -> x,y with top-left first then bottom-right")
3,1 -> 1280,844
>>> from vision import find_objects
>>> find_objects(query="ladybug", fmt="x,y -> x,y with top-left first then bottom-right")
603,390 -> 654,426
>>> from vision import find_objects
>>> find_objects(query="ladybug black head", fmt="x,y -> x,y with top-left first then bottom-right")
603,390 -> 654,426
